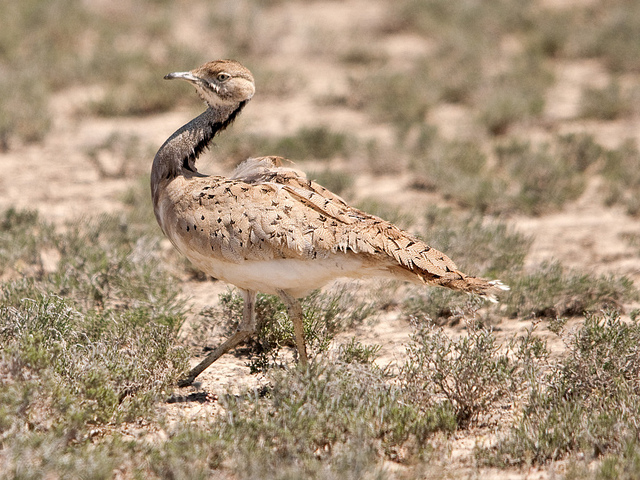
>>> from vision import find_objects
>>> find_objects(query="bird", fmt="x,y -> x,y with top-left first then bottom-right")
151,59 -> 508,387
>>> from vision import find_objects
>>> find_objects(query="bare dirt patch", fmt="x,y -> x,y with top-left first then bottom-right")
3,0 -> 640,477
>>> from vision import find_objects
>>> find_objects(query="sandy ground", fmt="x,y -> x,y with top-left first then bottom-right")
4,80 -> 638,478
2,1 -> 640,477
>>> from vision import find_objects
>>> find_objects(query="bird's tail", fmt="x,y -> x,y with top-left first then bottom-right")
363,223 -> 510,302
438,276 -> 510,303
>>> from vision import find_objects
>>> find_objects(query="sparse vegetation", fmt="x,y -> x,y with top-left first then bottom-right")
142,358 -> 453,478
0,0 -> 204,143
268,126 -> 354,161
409,136 -> 503,212
2,203 -> 640,477
601,139 -> 640,216
213,127 -> 360,166
484,310 -> 640,467
401,317 -> 533,427
353,67 -> 434,135
477,52 -> 553,136
208,284 -> 380,372
404,209 -> 637,324
3,0 -> 640,477
88,47 -> 202,117
214,361 -> 449,475
85,133 -> 155,179
0,208 -> 188,478
407,131 -> 619,215
493,138 -> 588,215
419,207 -> 531,278
402,207 -> 530,323
0,208 -> 57,277
575,1 -> 640,73
502,261 -> 637,319
580,80 -> 635,120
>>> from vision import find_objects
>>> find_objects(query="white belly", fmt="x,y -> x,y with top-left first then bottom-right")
182,248 -> 389,297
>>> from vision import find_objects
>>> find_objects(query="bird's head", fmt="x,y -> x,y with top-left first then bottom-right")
165,59 -> 255,108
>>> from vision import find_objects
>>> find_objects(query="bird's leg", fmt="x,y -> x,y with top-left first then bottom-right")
277,290 -> 309,366
178,289 -> 257,387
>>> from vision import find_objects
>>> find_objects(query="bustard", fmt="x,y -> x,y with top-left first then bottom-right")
151,59 -> 507,386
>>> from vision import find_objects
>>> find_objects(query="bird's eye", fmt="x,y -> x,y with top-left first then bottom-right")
216,72 -> 231,82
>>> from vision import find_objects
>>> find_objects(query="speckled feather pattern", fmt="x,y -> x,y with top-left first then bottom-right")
156,156 -> 499,296
153,60 -> 508,382
152,59 -> 507,300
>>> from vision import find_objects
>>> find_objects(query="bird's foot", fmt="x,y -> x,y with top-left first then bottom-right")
177,375 -> 197,388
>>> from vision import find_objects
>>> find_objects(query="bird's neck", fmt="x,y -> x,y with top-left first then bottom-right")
151,101 -> 248,203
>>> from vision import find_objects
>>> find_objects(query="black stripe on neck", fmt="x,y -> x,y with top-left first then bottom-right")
183,100 -> 249,172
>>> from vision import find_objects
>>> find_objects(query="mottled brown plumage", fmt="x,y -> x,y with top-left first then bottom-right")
151,60 -> 507,386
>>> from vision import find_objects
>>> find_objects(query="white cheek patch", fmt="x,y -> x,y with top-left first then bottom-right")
196,85 -> 236,108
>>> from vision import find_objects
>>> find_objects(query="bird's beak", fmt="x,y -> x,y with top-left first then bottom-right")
164,71 -> 201,84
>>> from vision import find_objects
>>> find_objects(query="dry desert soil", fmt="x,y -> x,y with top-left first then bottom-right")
2,0 -> 640,478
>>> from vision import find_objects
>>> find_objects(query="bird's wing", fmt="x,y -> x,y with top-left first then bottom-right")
231,157 -> 461,279
231,156 -> 356,223
165,157 -> 465,286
